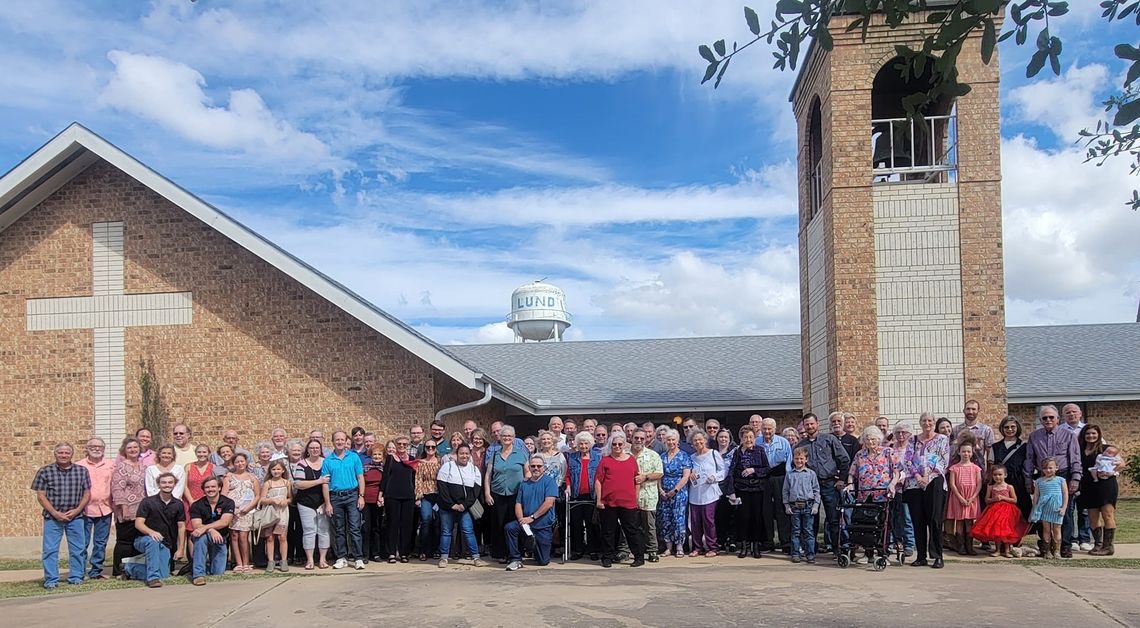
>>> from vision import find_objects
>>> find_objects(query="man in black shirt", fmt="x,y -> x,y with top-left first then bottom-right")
840,413 -> 861,462
189,476 -> 235,585
123,472 -> 185,588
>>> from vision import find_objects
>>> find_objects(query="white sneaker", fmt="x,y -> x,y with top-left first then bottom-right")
1079,542 -> 1094,552
354,559 -> 365,570
1070,543 -> 1079,551
333,558 -> 347,569
855,556 -> 869,565
506,560 -> 523,571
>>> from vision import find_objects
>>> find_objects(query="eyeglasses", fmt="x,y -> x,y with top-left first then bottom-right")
397,442 -> 409,447
425,445 -> 437,450
529,464 -> 544,469
683,425 -> 695,430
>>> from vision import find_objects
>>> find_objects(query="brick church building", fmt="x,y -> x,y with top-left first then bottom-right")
3,124 -> 1137,544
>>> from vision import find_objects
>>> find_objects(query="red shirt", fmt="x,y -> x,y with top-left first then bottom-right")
596,455 -> 638,509
578,457 -> 591,495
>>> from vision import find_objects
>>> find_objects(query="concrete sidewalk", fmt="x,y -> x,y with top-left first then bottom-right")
3,543 -> 1139,583
0,558 -> 1136,627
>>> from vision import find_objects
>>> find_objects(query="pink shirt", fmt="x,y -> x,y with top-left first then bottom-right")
76,457 -> 114,517
139,449 -> 156,467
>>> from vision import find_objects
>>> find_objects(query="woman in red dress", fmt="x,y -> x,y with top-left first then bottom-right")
184,444 -> 217,532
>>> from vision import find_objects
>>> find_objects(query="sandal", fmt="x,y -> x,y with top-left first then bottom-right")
675,549 -> 685,558
706,551 -> 718,557
388,557 -> 398,564
318,562 -> 330,569
399,556 -> 409,563
304,563 -> 315,570
688,550 -> 701,557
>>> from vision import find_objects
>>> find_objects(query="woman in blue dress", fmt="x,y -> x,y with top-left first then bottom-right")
657,428 -> 693,558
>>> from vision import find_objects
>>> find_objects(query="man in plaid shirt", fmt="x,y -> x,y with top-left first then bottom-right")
31,442 -> 91,589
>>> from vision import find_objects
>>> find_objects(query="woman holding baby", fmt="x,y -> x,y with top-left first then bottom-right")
1078,424 -> 1124,556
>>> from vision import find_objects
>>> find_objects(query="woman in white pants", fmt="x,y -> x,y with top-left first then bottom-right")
294,439 -> 331,569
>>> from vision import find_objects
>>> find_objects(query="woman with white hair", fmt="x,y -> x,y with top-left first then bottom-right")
594,432 -> 646,568
687,430 -> 727,557
657,428 -> 693,558
566,431 -> 602,560
903,412 -> 950,569
890,421 -> 916,557
846,425 -> 902,563
484,425 -> 528,563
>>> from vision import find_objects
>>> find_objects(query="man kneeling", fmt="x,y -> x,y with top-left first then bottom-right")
504,455 -> 558,571
189,476 -> 235,585
124,472 -> 185,588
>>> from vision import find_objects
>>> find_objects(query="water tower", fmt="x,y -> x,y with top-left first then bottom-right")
507,281 -> 571,342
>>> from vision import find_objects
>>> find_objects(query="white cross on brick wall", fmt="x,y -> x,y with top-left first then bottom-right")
26,221 -> 193,446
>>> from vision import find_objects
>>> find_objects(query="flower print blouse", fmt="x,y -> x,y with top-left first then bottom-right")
903,433 -> 949,491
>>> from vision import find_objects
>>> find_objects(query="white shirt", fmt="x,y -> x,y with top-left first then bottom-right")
687,450 -> 726,506
144,464 -> 186,500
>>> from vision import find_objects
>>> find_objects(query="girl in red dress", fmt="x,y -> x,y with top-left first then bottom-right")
972,465 -> 1029,558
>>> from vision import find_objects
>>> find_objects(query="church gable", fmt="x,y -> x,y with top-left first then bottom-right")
0,158 -> 451,536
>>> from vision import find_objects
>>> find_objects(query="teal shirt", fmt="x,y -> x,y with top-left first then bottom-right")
489,447 -> 529,496
321,450 -> 364,492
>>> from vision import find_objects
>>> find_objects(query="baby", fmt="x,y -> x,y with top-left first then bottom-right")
1089,445 -> 1122,481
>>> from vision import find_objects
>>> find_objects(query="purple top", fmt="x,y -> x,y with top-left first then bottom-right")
903,434 -> 949,491
1024,427 -> 1081,482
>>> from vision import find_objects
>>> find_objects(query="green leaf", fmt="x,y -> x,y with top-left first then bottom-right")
1049,35 -> 1063,72
817,27 -> 834,51
744,6 -> 761,35
699,44 -> 717,64
1027,49 -> 1047,77
1114,99 -> 1140,126
776,0 -> 804,15
714,56 -> 732,88
702,61 -> 719,84
1116,43 -> 1140,61
1036,27 -> 1050,50
1015,26 -> 1027,45
1127,60 -> 1140,89
714,39 -> 726,56
981,19 -> 996,64
998,29 -> 1014,42
927,11 -> 948,23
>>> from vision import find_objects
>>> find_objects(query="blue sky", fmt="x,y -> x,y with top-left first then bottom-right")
1,1 -> 1137,343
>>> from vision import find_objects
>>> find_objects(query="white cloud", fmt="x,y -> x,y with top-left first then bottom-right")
393,162 -> 797,227
593,247 -> 801,337
99,51 -> 339,170
1007,63 -> 1111,139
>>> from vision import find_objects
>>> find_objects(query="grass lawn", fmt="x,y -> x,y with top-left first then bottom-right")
0,570 -> 299,600
0,559 -> 64,572
1111,498 -> 1139,544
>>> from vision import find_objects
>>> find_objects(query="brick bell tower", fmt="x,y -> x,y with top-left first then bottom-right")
790,7 -> 1007,424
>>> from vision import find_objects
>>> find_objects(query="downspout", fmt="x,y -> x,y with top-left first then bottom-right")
434,381 -> 493,423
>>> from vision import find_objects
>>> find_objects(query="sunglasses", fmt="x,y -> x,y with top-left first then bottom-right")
529,464 -> 544,469
425,445 -> 437,450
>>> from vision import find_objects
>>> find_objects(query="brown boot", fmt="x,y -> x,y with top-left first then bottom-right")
1101,529 -> 1115,556
964,523 -> 977,556
1089,528 -> 1104,555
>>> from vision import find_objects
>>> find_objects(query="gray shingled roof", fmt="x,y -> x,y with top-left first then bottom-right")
448,334 -> 803,411
1006,323 -> 1140,400
450,323 -> 1140,411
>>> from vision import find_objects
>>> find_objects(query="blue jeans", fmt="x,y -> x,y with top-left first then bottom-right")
790,505 -> 816,559
123,536 -> 171,583
891,500 -> 915,550
819,481 -> 840,552
42,517 -> 86,586
1078,508 -> 1092,544
191,533 -> 229,578
505,521 -> 553,565
83,514 -> 112,578
418,497 -> 437,555
438,508 -> 479,558
330,491 -> 363,559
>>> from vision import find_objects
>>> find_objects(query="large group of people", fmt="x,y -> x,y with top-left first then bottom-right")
30,401 -> 1127,589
